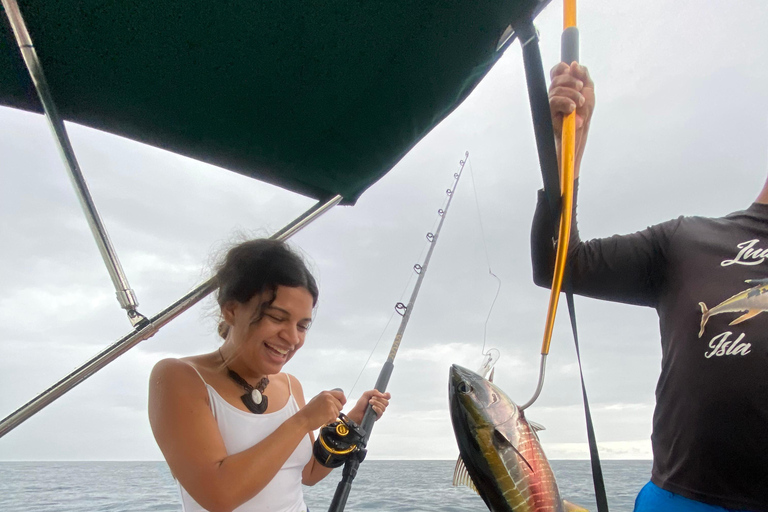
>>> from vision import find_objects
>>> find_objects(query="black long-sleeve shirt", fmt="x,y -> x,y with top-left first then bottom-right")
531,182 -> 768,511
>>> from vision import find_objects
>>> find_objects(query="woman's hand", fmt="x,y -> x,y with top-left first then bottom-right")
346,390 -> 391,424
298,389 -> 346,431
549,62 -> 595,178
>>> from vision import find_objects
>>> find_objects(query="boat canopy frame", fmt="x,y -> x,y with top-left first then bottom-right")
0,0 -> 556,440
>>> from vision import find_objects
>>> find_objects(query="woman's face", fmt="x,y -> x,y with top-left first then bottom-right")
223,285 -> 314,376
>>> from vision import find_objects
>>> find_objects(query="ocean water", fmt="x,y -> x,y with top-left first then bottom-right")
0,460 -> 652,512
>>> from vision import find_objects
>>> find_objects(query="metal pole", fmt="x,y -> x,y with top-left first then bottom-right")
0,195 -> 342,439
328,154 -> 468,512
520,0 -> 579,411
2,0 -> 147,325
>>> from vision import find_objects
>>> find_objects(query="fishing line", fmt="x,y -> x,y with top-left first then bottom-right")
466,157 -> 502,360
347,308 -> 398,398
347,243 -> 421,397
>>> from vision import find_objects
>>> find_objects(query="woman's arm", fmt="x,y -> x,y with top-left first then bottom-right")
149,359 -> 343,512
292,375 -> 335,486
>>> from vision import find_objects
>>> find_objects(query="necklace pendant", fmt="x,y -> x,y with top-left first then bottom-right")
223,359 -> 270,414
241,391 -> 269,414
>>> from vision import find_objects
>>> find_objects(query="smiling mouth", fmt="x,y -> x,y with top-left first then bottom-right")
265,342 -> 290,357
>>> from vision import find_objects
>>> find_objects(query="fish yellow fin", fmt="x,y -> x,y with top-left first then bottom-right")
493,428 -> 534,473
729,310 -> 763,325
563,500 -> 590,512
452,456 -> 479,494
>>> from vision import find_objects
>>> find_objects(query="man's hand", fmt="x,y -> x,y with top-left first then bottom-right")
549,62 -> 595,177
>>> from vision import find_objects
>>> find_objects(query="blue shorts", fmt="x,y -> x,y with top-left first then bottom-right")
634,481 -> 752,512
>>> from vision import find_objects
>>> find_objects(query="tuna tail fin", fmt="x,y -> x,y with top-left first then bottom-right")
698,302 -> 709,338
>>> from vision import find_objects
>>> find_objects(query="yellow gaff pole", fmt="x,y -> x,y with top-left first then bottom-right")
522,0 -> 578,410
540,0 -> 577,357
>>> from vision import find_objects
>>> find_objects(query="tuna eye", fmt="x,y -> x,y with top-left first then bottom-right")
457,381 -> 472,394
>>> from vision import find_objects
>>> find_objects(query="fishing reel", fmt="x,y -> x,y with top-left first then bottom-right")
313,413 -> 367,468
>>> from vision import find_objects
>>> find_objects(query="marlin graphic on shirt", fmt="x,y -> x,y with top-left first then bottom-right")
699,278 -> 768,338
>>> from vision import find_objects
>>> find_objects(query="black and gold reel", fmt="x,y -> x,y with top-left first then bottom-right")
313,413 -> 367,468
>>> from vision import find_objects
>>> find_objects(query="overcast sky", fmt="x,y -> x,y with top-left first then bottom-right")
1,0 -> 767,464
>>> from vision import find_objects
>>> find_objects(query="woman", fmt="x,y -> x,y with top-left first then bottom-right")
149,239 -> 390,512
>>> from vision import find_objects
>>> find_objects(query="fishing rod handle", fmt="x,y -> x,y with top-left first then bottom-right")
358,361 -> 394,436
327,460 -> 359,512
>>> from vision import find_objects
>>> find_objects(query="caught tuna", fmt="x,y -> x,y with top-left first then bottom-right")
449,364 -> 587,512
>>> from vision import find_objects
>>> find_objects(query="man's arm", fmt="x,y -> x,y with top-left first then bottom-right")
531,183 -> 680,307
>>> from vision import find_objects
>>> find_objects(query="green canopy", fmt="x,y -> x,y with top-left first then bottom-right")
0,1 -> 547,204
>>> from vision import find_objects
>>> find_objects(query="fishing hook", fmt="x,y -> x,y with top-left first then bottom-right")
476,348 -> 500,379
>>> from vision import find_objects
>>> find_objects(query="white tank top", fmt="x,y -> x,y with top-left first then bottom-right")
178,369 -> 313,512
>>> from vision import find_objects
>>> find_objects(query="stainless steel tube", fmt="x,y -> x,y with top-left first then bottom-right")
2,0 -> 144,324
0,195 -> 342,439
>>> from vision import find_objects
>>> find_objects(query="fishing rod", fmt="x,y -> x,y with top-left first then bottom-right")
317,152 -> 469,512
521,0 -> 578,411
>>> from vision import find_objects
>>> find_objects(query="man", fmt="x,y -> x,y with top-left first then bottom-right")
533,61 -> 767,512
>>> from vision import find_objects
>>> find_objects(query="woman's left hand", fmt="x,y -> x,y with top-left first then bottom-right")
346,390 -> 391,424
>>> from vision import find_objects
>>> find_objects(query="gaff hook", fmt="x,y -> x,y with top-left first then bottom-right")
522,0 -> 579,412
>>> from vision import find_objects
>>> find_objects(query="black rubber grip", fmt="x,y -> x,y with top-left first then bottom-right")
561,26 -> 579,64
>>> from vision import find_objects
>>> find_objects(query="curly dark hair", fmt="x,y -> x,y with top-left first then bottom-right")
214,239 -> 318,338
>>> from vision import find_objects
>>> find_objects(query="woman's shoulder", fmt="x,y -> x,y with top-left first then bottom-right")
149,355 -> 213,397
148,356 -> 217,434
